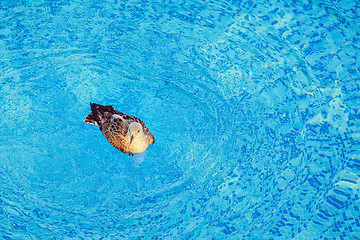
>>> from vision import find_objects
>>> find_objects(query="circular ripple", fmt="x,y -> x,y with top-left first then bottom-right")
1,43 -> 236,233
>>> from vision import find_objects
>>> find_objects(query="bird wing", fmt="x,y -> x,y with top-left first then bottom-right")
101,114 -> 130,153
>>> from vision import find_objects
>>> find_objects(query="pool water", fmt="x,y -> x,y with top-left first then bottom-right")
0,0 -> 359,239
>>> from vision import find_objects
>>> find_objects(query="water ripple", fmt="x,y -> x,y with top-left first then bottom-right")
0,0 -> 359,239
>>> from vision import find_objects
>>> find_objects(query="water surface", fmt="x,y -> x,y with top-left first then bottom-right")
0,0 -> 359,239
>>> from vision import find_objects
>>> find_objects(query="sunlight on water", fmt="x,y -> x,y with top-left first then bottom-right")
0,0 -> 359,239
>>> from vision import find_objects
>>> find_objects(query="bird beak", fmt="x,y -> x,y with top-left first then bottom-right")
130,135 -> 134,144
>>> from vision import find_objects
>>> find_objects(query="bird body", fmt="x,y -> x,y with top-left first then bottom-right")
85,103 -> 154,156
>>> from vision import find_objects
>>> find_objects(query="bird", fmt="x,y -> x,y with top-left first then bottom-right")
84,103 -> 155,156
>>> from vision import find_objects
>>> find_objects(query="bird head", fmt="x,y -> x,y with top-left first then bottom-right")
128,122 -> 143,144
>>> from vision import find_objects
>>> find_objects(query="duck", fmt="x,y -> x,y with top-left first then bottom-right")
84,103 -> 155,156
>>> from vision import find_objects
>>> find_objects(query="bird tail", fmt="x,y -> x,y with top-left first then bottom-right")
84,113 -> 98,125
84,103 -> 101,125
84,103 -> 117,125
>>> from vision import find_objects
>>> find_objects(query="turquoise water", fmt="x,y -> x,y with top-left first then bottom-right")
0,0 -> 359,239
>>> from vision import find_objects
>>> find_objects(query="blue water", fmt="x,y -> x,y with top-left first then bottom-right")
0,0 -> 359,239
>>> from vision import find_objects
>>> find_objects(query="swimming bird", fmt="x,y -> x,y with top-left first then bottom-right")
84,103 -> 155,156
